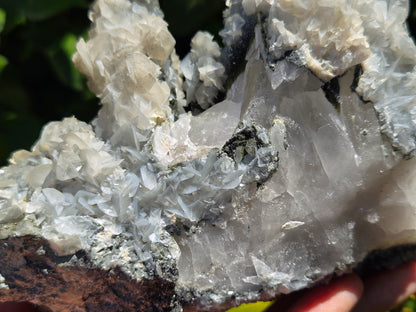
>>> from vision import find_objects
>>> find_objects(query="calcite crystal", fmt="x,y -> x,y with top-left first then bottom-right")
1,0 -> 416,310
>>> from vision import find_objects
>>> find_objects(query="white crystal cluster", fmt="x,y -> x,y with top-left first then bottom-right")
73,0 -> 184,138
233,0 -> 416,154
181,31 -> 226,108
152,100 -> 241,166
354,0 -> 416,154
1,0 -> 416,308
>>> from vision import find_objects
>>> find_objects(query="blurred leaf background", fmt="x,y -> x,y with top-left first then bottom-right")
0,0 -> 415,311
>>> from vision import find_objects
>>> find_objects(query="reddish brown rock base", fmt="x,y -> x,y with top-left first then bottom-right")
0,236 -> 175,312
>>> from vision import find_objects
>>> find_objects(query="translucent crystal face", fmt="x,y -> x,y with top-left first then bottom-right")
1,0 -> 416,308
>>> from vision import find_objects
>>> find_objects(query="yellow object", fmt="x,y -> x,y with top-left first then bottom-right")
226,301 -> 274,312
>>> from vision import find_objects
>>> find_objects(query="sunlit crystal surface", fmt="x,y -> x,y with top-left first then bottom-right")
1,0 -> 416,308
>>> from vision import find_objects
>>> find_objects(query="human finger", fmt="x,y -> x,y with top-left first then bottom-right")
267,273 -> 363,312
352,262 -> 416,312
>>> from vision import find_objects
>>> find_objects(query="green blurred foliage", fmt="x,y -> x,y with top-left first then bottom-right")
0,0 -> 98,165
0,0 -> 88,21
391,294 -> 416,312
0,8 -> 6,32
226,301 -> 274,312
160,0 -> 225,57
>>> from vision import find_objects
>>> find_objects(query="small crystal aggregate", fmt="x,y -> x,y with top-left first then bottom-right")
1,0 -> 416,308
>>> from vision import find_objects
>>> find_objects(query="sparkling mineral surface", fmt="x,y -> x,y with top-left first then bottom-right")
1,0 -> 416,310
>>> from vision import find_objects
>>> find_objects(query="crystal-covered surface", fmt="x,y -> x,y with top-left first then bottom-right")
181,31 -> 225,109
1,0 -> 416,308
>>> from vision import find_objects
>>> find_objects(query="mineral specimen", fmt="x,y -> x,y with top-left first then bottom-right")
0,236 -> 176,312
1,0 -> 416,310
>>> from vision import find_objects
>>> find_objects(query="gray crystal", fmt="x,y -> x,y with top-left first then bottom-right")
1,0 -> 416,309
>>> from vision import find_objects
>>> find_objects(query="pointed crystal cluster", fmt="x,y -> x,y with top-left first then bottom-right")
1,0 -> 416,309
181,31 -> 225,109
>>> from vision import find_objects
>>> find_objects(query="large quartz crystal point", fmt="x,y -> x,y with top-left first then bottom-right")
1,0 -> 416,310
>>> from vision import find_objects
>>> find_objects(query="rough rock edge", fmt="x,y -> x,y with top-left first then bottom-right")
183,245 -> 416,311
0,236 -> 177,312
2,236 -> 416,311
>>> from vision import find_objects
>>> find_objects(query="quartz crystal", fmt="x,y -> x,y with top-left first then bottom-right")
1,0 -> 416,309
